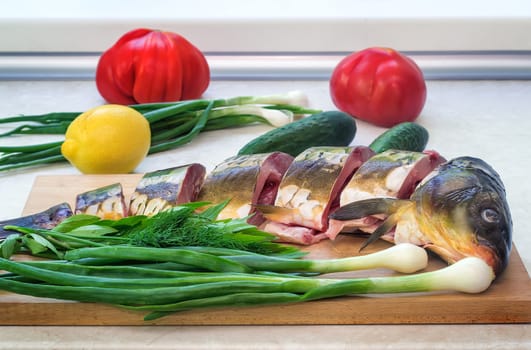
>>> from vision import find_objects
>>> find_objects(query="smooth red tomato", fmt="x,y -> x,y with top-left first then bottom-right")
96,28 -> 210,104
330,47 -> 426,127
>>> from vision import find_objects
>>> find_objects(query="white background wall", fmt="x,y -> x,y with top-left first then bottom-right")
2,0 -> 531,53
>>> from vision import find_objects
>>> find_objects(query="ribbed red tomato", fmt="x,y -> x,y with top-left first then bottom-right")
96,28 -> 210,104
330,47 -> 426,128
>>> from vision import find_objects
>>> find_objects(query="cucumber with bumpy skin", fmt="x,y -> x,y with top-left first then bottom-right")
237,111 -> 357,157
369,122 -> 429,153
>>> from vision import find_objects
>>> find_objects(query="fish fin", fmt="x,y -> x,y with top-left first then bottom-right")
359,214 -> 399,252
253,204 -> 297,222
330,198 -> 409,220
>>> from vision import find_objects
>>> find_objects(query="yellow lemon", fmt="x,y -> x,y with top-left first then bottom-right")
61,104 -> 151,174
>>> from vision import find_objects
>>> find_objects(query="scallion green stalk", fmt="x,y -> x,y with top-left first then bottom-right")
62,243 -> 428,275
302,257 -> 494,300
227,243 -> 428,274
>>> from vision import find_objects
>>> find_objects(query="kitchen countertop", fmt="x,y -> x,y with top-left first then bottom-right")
0,79 -> 530,349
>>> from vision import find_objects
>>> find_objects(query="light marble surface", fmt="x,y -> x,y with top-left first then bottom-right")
1,325 -> 530,350
0,80 -> 530,348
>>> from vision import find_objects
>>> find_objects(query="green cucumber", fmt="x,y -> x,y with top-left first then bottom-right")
369,122 -> 429,153
237,111 -> 357,157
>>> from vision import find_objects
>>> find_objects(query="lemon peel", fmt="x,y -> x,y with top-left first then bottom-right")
61,104 -> 151,174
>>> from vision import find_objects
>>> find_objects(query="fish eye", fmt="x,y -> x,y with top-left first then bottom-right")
481,208 -> 500,223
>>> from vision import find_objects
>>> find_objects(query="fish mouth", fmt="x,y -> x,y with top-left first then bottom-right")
424,238 -> 504,276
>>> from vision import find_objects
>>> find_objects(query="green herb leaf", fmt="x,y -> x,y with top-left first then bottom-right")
199,200 -> 230,221
67,225 -> 118,237
29,233 -> 63,258
99,215 -> 148,229
23,235 -> 47,255
53,214 -> 101,233
0,234 -> 21,258
3,225 -> 40,235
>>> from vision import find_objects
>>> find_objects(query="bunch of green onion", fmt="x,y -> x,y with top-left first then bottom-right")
0,91 -> 319,172
0,244 -> 493,321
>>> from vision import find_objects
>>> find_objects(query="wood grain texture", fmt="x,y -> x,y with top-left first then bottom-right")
0,175 -> 529,325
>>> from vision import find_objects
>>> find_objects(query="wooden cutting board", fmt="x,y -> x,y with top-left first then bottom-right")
0,174 -> 529,326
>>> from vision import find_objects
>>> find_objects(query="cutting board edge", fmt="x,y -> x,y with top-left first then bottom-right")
0,297 -> 529,326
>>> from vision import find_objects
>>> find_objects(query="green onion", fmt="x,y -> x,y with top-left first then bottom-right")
0,277 -> 292,306
140,293 -> 303,321
121,257 -> 495,320
301,257 -> 494,300
62,243 -> 428,275
20,260 -> 199,278
0,257 -> 299,288
228,243 -> 428,274
0,255 -> 494,321
0,91 -> 320,172
63,246 -> 252,273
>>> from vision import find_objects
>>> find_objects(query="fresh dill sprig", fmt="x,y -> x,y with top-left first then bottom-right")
125,203 -> 302,256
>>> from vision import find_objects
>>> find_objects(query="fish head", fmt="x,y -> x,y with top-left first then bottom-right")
413,156 -> 512,276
